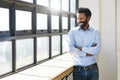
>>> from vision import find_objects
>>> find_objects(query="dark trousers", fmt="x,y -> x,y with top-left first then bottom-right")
73,63 -> 99,80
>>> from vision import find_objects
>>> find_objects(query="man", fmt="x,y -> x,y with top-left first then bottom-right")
68,7 -> 101,80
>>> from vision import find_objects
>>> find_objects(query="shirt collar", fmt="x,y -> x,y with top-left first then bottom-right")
78,26 -> 93,31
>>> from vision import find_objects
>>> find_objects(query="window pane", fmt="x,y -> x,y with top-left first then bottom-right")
71,18 -> 75,28
62,0 -> 69,11
37,37 -> 49,61
52,36 -> 60,56
62,35 -> 68,53
16,39 -> 33,69
51,15 -> 59,29
62,17 -> 68,29
37,13 -> 47,30
0,41 -> 12,75
37,0 -> 49,7
70,0 -> 76,13
16,10 -> 31,30
51,0 -> 60,10
0,8 -> 9,31
20,0 -> 33,3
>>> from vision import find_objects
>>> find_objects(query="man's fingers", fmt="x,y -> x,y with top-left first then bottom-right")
86,53 -> 93,56
91,43 -> 97,47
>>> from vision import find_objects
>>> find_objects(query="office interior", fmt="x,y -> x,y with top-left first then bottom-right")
0,0 -> 120,80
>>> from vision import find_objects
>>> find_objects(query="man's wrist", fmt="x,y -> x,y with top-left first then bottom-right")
76,47 -> 82,51
79,47 -> 82,51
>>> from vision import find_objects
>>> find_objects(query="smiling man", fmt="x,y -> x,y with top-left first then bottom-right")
68,7 -> 101,80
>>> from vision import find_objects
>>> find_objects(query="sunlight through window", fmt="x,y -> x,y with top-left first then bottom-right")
51,0 -> 60,10
0,8 -> 9,31
37,0 -> 49,7
16,10 -> 31,30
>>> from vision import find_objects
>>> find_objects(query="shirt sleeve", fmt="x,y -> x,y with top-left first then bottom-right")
82,31 -> 101,55
68,29 -> 86,57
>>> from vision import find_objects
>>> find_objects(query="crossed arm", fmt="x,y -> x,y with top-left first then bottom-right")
76,43 -> 97,56
68,30 -> 101,57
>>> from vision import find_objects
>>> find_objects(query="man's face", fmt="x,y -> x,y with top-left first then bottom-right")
76,13 -> 90,28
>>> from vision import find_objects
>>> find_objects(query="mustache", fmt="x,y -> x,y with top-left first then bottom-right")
80,21 -> 85,23
80,20 -> 87,23
80,21 -> 88,25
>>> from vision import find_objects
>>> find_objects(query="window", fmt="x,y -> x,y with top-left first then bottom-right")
70,0 -> 76,13
37,37 -> 49,61
0,8 -> 9,31
62,35 -> 69,53
20,0 -> 33,3
52,36 -> 60,56
0,41 -> 12,75
51,0 -> 60,10
37,13 -> 47,30
0,0 -> 78,77
62,17 -> 68,29
71,18 -> 76,28
37,0 -> 49,7
16,10 -> 31,31
62,0 -> 69,12
16,39 -> 33,69
51,15 -> 59,30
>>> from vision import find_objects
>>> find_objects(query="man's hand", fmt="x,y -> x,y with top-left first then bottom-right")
91,43 -> 97,47
86,43 -> 97,56
76,47 -> 93,56
76,47 -> 82,51
86,53 -> 93,56
76,43 -> 97,51
76,43 -> 97,56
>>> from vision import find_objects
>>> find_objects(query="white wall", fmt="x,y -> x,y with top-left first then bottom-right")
79,0 -> 99,30
79,0 -> 117,80
99,0 -> 117,80
117,0 -> 120,79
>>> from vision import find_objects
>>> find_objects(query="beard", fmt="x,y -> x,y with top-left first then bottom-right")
80,20 -> 88,29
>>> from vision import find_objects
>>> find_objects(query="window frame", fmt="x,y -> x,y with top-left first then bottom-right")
0,0 -> 78,78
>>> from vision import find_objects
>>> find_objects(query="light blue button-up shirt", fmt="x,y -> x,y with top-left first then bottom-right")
68,26 -> 101,66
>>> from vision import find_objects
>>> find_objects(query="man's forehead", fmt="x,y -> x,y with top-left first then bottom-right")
76,13 -> 85,16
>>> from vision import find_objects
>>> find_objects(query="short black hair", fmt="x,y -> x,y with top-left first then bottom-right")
77,7 -> 92,17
